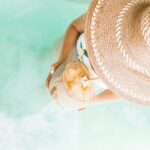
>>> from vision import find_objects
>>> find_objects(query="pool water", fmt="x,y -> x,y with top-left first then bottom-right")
0,0 -> 150,149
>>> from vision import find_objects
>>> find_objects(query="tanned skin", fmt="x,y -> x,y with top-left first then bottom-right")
46,13 -> 121,107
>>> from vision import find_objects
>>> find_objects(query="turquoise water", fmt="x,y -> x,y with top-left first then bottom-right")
0,0 -> 150,149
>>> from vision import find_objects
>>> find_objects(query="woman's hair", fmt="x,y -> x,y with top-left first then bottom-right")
62,61 -> 91,92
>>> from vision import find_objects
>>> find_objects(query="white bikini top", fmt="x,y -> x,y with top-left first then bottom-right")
76,33 -> 109,89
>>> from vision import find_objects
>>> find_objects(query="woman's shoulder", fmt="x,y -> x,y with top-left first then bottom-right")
71,13 -> 87,33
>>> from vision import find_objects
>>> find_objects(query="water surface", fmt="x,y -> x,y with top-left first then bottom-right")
0,0 -> 150,150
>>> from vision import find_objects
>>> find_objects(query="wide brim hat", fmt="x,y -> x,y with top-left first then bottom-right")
85,0 -> 150,105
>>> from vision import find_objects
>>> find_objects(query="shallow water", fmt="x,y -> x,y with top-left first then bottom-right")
0,0 -> 150,150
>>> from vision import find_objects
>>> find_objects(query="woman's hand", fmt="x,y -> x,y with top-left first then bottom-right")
46,61 -> 63,90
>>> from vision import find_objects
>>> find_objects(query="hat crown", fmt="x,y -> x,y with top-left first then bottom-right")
114,3 -> 150,73
141,6 -> 150,47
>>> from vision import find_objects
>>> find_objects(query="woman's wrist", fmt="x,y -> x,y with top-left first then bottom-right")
50,60 -> 64,73
57,58 -> 65,64
55,59 -> 63,65
57,57 -> 66,63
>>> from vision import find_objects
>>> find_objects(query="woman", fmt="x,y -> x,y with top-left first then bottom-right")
46,0 -> 150,109
46,13 -> 120,111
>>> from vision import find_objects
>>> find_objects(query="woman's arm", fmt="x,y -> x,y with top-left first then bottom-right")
46,13 -> 87,89
77,90 -> 121,111
57,13 -> 87,63
93,89 -> 121,105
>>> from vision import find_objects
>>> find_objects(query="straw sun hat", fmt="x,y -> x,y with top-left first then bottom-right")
85,0 -> 150,105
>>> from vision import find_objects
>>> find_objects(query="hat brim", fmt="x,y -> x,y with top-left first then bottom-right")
85,0 -> 150,105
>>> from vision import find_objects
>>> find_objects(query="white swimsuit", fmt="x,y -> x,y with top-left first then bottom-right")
76,33 -> 109,89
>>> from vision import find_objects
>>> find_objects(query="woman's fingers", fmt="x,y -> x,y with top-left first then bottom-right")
50,86 -> 56,95
45,62 -> 61,90
78,107 -> 86,112
46,61 -> 64,90
46,73 -> 52,90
